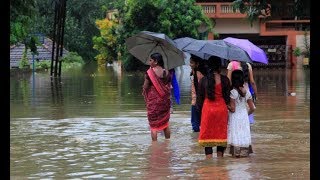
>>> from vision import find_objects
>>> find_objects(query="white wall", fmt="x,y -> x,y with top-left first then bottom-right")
296,34 -> 310,50
213,18 -> 260,34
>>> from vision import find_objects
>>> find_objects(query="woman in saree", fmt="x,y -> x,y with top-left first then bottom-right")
142,53 -> 172,141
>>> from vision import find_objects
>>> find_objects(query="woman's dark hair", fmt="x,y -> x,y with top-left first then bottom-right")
206,56 -> 221,100
231,69 -> 246,97
190,54 -> 201,62
198,61 -> 208,76
190,55 -> 207,94
207,56 -> 221,74
190,54 -> 200,76
240,61 -> 249,82
150,53 -> 164,68
196,57 -> 230,110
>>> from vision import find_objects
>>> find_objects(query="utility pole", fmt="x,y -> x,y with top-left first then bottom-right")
50,0 -> 67,77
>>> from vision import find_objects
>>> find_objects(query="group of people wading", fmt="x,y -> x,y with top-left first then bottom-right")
142,52 -> 257,158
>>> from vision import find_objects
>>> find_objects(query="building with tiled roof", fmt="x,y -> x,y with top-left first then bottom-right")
10,36 -> 69,68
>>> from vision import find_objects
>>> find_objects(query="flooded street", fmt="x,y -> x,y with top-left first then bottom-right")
10,65 -> 310,179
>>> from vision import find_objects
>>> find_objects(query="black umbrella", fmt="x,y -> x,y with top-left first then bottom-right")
126,31 -> 185,69
174,38 -> 253,63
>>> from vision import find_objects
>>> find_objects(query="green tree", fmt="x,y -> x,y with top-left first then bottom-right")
92,18 -> 119,66
232,0 -> 310,26
11,0 -> 40,61
157,0 -> 212,39
10,0 -> 37,45
232,0 -> 271,26
63,0 -> 104,61
115,0 -> 213,71
31,0 -> 55,36
33,0 -> 114,63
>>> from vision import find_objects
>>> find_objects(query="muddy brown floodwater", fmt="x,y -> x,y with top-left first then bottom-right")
10,65 -> 309,179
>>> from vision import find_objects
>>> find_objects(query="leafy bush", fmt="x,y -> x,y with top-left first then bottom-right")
35,60 -> 50,70
302,31 -> 310,58
19,50 -> 30,68
293,47 -> 301,57
61,52 -> 84,64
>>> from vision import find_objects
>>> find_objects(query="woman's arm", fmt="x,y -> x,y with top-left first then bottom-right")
196,77 -> 206,113
142,73 -> 150,90
228,98 -> 235,113
196,71 -> 204,82
248,68 -> 258,96
247,99 -> 255,115
227,69 -> 232,83
226,62 -> 233,83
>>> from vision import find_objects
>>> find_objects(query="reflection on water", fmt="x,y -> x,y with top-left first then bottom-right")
196,160 -> 230,179
10,65 -> 309,179
144,141 -> 172,179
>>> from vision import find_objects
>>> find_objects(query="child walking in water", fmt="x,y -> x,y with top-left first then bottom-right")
227,70 -> 255,157
227,60 -> 257,124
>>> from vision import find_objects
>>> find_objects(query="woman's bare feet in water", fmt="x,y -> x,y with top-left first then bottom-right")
151,130 -> 157,141
217,151 -> 224,157
206,154 -> 213,159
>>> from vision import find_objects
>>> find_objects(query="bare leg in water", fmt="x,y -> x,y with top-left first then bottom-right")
217,151 -> 223,157
151,130 -> 158,141
163,126 -> 170,139
217,146 -> 226,157
206,154 -> 213,159
151,126 -> 170,141
205,147 -> 213,159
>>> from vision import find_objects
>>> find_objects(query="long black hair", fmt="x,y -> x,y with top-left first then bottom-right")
206,56 -> 220,100
190,55 -> 207,94
231,69 -> 246,97
240,61 -> 249,83
205,56 -> 230,104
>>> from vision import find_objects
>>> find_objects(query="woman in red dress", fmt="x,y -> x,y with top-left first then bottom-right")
142,53 -> 172,141
197,56 -> 231,158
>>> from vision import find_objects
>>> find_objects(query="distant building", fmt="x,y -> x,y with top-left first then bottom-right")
196,0 -> 310,68
10,36 -> 69,68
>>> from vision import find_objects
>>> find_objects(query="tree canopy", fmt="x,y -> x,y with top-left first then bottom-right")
10,0 -> 37,45
232,0 -> 310,26
13,0 -> 308,71
93,0 -> 213,71
11,0 -> 115,63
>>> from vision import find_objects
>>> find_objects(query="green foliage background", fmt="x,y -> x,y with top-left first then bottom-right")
110,0 -> 213,71
12,0 -> 309,71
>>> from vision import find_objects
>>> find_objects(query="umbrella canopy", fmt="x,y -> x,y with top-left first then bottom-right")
223,37 -> 268,64
175,38 -> 253,63
125,31 -> 185,70
173,37 -> 197,50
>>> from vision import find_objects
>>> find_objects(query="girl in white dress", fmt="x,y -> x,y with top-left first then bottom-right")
227,70 -> 255,157
227,60 -> 257,124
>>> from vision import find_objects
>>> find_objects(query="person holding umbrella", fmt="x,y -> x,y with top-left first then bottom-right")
142,53 -> 173,141
197,56 -> 231,158
126,31 -> 186,141
189,54 -> 207,132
